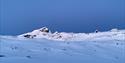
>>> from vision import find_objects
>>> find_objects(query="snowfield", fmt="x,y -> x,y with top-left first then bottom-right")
0,28 -> 125,63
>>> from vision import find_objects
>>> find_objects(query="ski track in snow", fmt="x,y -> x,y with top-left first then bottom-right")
0,29 -> 125,63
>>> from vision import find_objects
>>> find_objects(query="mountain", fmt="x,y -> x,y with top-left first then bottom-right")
0,27 -> 125,63
18,27 -> 125,41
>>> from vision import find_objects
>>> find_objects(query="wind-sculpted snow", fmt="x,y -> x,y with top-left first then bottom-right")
0,28 -> 125,63
18,28 -> 125,41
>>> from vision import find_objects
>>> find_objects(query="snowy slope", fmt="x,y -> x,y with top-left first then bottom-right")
18,28 -> 125,41
0,28 -> 125,63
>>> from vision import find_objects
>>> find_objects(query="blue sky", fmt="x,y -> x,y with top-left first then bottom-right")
0,0 -> 125,35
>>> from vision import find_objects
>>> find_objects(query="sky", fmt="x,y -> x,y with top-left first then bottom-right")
0,0 -> 125,35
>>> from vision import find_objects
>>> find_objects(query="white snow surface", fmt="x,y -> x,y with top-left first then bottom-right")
0,28 -> 125,63
18,28 -> 125,41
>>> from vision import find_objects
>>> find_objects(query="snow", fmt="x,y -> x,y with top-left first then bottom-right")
0,28 -> 125,63
18,28 -> 125,41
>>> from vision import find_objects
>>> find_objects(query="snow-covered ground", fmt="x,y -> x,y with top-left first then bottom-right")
0,28 -> 125,63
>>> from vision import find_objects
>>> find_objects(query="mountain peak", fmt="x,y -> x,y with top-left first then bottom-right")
18,27 -> 125,41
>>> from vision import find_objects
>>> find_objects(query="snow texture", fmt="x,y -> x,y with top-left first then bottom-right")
0,28 -> 125,63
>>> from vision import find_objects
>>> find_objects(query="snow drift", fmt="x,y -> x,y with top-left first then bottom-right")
0,27 -> 125,63
18,27 -> 125,41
